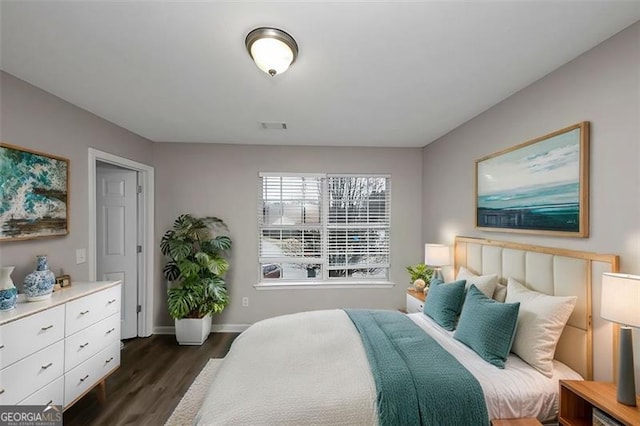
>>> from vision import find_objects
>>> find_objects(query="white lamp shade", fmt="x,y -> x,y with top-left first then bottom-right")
601,272 -> 640,328
250,38 -> 294,76
424,244 -> 450,267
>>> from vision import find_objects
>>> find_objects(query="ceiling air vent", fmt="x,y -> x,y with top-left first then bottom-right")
260,122 -> 287,130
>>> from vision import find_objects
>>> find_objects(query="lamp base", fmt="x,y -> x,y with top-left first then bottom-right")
618,326 -> 637,406
433,268 -> 444,282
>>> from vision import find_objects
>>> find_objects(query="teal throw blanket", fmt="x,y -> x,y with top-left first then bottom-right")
344,309 -> 490,426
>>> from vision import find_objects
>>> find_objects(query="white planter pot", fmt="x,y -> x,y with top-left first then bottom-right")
175,314 -> 212,345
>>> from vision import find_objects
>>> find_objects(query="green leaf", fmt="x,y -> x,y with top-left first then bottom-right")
169,240 -> 191,261
211,235 -> 232,251
163,262 -> 180,281
191,226 -> 210,242
177,259 -> 200,279
160,230 -> 175,256
194,252 -> 211,267
174,214 -> 194,232
207,256 -> 229,276
167,286 -> 191,319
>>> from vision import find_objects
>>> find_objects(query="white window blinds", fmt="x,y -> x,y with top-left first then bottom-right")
258,173 -> 390,282
326,176 -> 390,280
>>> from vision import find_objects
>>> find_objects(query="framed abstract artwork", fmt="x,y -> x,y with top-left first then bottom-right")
0,143 -> 70,241
475,122 -> 589,237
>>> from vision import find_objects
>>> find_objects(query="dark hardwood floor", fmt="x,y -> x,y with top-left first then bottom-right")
63,333 -> 239,426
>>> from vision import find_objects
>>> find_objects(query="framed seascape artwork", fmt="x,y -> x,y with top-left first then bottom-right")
475,122 -> 589,238
0,143 -> 70,241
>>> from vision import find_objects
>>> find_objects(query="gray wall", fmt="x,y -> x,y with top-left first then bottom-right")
422,23 -> 640,385
422,23 -> 639,263
0,72 -> 154,289
153,143 -> 423,328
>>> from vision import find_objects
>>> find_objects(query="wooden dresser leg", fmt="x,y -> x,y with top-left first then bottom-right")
97,380 -> 107,404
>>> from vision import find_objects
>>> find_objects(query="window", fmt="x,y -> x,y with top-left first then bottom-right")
258,173 -> 391,284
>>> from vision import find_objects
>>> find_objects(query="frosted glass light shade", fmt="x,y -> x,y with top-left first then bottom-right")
246,27 -> 298,77
602,273 -> 640,327
424,244 -> 450,267
250,38 -> 294,75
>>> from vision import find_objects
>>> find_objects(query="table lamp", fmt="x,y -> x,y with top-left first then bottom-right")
601,272 -> 640,406
424,244 -> 450,282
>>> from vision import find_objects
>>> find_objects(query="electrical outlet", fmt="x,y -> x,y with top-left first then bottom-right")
242,297 -> 249,307
76,248 -> 87,264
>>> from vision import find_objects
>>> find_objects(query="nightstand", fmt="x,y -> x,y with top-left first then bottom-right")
559,380 -> 640,425
405,289 -> 426,313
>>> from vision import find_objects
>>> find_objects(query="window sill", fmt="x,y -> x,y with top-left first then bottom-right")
254,281 -> 396,290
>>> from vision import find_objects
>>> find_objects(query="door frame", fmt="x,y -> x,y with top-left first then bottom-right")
88,148 -> 155,337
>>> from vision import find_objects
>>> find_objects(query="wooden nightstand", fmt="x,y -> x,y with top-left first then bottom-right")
405,289 -> 426,313
491,419 -> 541,426
559,380 -> 640,425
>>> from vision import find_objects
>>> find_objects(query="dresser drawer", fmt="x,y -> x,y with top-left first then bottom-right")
65,285 -> 121,336
0,340 -> 64,405
64,341 -> 120,407
18,375 -> 64,406
65,312 -> 120,372
0,305 -> 65,369
406,293 -> 425,314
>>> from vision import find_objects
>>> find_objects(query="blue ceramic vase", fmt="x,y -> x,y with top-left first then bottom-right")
24,255 -> 56,302
0,266 -> 17,311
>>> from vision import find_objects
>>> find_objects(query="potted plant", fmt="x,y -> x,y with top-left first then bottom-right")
405,263 -> 434,293
161,214 -> 231,345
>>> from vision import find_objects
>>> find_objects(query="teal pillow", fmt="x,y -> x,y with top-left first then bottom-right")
422,279 -> 466,331
454,285 -> 520,368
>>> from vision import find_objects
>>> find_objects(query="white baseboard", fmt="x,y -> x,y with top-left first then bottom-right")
212,324 -> 251,333
153,326 -> 176,335
153,324 -> 251,335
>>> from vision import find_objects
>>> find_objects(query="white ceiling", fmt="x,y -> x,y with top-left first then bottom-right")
1,1 -> 639,148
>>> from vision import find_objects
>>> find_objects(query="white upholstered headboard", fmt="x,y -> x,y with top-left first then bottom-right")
454,236 -> 619,381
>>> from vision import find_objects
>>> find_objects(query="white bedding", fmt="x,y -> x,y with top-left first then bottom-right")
195,309 -> 582,425
195,310 -> 378,425
408,313 -> 583,422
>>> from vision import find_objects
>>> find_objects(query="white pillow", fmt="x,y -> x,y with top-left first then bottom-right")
493,283 -> 507,302
505,277 -> 577,377
456,266 -> 498,298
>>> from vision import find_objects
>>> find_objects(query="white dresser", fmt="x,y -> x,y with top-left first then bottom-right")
0,281 -> 121,410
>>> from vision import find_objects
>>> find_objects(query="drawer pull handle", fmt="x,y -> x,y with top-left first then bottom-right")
106,328 -> 115,334
41,325 -> 54,331
41,362 -> 53,369
105,357 -> 114,363
80,374 -> 89,382
0,389 -> 4,395
80,342 -> 89,349
0,345 -> 4,349
80,310 -> 90,315
46,400 -> 52,406
108,299 -> 116,304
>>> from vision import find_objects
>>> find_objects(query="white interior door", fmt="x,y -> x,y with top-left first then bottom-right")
96,163 -> 138,339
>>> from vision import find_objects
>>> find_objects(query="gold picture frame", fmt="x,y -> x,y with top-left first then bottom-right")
475,122 -> 589,238
0,143 -> 70,241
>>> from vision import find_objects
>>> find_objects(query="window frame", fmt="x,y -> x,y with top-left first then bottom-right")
256,172 -> 393,288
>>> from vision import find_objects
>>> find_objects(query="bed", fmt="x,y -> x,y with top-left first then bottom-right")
194,237 -> 619,425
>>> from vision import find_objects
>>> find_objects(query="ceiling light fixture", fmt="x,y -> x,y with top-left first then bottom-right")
245,27 -> 298,77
